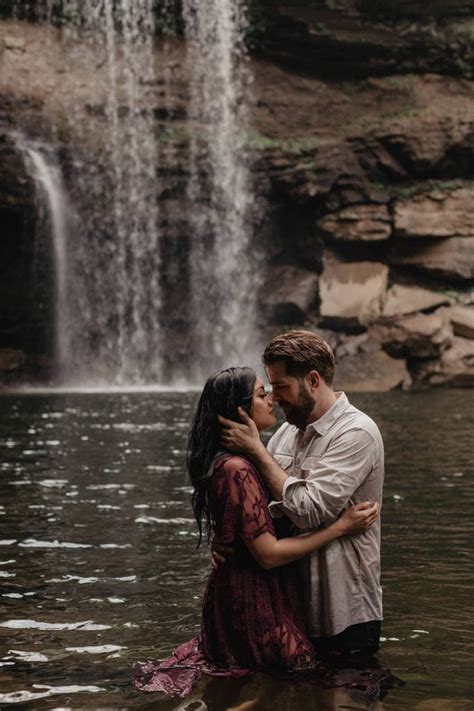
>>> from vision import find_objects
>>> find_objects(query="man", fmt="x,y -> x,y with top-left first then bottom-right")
219,329 -> 384,666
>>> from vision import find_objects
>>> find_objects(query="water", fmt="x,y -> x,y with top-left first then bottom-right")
57,1 -> 162,386
15,138 -> 71,373
12,1 -> 260,387
183,0 -> 258,381
0,390 -> 472,709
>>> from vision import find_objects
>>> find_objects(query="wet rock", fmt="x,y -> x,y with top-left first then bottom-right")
334,347 -> 411,392
377,121 -> 473,176
319,261 -> 389,331
395,187 -> 474,239
254,2 -> 474,79
262,264 -> 319,324
371,312 -> 449,359
442,305 -> 474,339
335,332 -> 374,359
414,336 -> 474,387
382,284 -> 451,317
318,204 -> 391,242
392,237 -> 474,281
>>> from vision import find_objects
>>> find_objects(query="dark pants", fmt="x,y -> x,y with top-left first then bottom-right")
312,621 -> 382,668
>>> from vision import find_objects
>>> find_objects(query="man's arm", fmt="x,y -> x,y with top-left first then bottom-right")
220,409 -> 378,530
219,408 -> 289,500
276,429 -> 377,529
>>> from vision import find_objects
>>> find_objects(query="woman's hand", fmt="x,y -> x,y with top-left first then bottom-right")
337,501 -> 379,535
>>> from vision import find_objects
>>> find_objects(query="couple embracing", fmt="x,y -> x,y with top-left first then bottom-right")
134,330 -> 384,698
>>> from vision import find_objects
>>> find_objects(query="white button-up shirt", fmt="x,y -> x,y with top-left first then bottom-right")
267,392 -> 384,638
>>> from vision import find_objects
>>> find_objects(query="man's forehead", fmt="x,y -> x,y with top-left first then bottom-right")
265,362 -> 294,383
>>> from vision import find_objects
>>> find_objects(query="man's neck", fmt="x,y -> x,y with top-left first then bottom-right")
305,388 -> 338,428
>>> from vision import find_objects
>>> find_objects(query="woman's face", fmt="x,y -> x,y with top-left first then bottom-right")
250,377 -> 276,432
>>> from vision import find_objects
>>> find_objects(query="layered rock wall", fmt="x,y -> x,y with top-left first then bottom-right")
0,3 -> 473,388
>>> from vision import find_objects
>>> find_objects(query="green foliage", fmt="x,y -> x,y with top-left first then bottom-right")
368,179 -> 468,201
247,131 -> 280,151
284,136 -> 321,156
398,180 -> 460,199
247,131 -> 321,155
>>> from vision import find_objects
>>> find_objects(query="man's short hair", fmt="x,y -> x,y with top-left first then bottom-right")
262,330 -> 336,384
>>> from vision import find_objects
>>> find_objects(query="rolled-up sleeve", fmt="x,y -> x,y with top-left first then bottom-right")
273,429 -> 376,529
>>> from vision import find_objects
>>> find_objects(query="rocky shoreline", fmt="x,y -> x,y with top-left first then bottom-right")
0,2 -> 473,390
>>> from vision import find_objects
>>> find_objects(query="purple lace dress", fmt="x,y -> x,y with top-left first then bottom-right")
134,453 -> 315,697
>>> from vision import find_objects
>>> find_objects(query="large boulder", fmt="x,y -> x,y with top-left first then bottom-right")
319,261 -> 389,331
440,305 -> 474,339
394,187 -> 474,239
371,312 -> 450,359
261,264 -> 319,324
318,204 -> 391,242
382,284 -> 451,317
392,237 -> 474,281
414,336 -> 474,387
334,347 -> 410,392
375,121 -> 473,176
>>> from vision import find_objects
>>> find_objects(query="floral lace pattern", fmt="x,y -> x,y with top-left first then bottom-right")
134,454 -> 316,696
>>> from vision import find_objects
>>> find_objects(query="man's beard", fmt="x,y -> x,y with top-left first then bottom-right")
279,381 -> 316,430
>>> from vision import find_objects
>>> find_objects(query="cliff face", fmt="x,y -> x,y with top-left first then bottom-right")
0,2 -> 473,388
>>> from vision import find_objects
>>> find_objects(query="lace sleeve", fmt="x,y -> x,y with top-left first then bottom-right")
218,456 -> 275,543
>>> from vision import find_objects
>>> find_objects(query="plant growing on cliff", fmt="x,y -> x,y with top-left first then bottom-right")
247,131 -> 321,156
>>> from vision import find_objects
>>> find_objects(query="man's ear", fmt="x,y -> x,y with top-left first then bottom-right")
307,370 -> 321,390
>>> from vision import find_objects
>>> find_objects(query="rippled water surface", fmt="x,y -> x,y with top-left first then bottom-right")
0,391 -> 472,709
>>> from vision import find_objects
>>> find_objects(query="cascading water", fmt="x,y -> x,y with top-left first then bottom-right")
13,1 -> 260,387
49,1 -> 162,386
15,138 -> 71,374
182,0 -> 259,381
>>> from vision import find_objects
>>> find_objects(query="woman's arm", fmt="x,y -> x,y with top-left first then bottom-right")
242,501 -> 378,570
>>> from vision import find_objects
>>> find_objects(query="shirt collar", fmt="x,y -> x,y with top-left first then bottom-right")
306,392 -> 350,438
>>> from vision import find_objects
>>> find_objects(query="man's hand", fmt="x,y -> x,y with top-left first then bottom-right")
218,407 -> 264,457
337,501 -> 379,536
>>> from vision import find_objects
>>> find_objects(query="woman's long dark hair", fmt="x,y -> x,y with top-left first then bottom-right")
187,366 -> 257,546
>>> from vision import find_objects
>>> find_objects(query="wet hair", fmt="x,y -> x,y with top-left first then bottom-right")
262,329 -> 336,384
187,366 -> 257,546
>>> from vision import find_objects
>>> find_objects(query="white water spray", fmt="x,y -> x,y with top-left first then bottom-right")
14,1 -> 260,387
183,0 -> 259,379
51,0 -> 161,386
16,139 -> 71,374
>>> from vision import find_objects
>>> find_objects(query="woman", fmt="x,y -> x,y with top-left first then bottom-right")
134,367 -> 378,698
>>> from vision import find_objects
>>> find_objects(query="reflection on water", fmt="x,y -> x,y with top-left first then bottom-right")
0,391 -> 472,709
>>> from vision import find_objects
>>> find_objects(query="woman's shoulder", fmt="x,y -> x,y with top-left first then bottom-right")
217,453 -> 255,473
214,454 -> 259,484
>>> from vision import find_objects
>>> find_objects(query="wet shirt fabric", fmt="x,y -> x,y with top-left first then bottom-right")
267,392 -> 384,638
134,453 -> 315,697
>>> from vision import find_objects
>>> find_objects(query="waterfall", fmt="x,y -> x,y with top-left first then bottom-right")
182,0 -> 259,381
13,1 -> 259,387
50,0 -> 162,386
15,138 -> 71,375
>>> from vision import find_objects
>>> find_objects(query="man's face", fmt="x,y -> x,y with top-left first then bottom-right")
266,361 -> 316,430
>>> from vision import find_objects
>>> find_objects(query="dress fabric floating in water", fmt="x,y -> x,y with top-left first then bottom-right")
133,454 -> 395,700
134,454 -> 315,697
